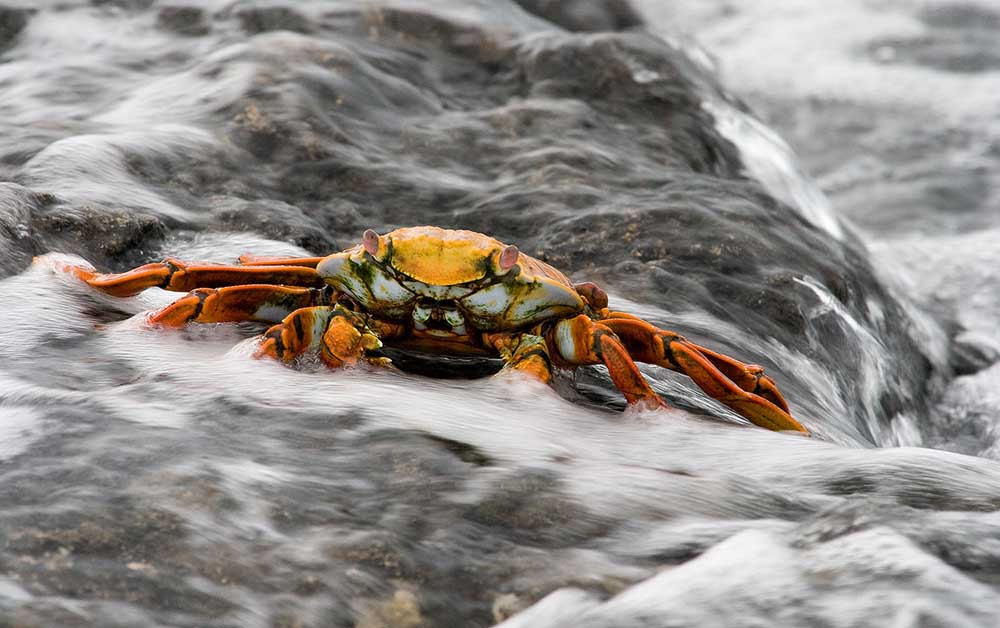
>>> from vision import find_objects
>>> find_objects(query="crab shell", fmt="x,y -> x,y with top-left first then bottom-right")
315,226 -> 585,331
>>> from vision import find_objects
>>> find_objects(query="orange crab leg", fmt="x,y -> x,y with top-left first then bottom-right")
550,315 -> 665,410
682,343 -> 791,413
600,316 -> 807,433
486,333 -> 554,383
149,285 -> 333,327
256,305 -> 400,368
605,312 -> 790,411
60,258 -> 324,298
237,255 -> 325,268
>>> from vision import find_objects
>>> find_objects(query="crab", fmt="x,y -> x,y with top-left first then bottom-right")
57,226 -> 808,434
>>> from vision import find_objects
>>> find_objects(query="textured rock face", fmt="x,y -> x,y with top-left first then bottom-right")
3,2 -> 997,628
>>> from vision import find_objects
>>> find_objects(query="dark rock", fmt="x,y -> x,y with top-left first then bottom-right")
513,0 -> 644,32
919,2 -> 1000,29
30,202 -> 167,270
950,335 -> 999,376
0,5 -> 30,49
0,183 -> 52,276
869,3 -> 1000,74
91,0 -> 155,10
208,196 -> 335,252
5,506 -> 184,559
235,6 -> 311,34
464,469 -> 610,546
156,5 -> 209,36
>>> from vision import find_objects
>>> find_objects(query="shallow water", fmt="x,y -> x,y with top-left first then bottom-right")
1,1 -> 999,626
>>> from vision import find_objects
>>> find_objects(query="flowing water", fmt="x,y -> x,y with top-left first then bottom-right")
1,1 -> 999,626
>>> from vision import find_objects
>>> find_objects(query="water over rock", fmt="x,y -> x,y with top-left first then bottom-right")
1,1 -> 997,627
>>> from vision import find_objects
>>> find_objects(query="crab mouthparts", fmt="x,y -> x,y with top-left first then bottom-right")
412,300 -> 467,336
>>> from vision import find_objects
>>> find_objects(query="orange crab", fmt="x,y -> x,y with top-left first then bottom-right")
58,226 -> 808,434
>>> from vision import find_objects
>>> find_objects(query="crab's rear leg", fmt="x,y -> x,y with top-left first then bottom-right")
238,255 -> 325,268
257,305 -> 402,369
547,315 -> 665,410
59,258 -> 324,297
682,342 -> 791,413
149,285 -> 334,327
600,315 -> 807,434
604,312 -> 790,412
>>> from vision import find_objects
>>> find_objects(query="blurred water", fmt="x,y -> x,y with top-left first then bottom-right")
1,1 -> 999,627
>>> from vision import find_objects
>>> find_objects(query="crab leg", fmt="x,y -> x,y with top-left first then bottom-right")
256,305 -> 400,368
680,343 -> 791,413
149,285 -> 334,327
600,316 -> 807,433
549,315 -> 665,410
604,311 -> 788,409
60,258 -> 324,298
237,255 -> 325,268
488,333 -> 554,383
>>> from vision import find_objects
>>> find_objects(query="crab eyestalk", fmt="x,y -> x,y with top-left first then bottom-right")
363,228 -> 384,258
498,244 -> 519,271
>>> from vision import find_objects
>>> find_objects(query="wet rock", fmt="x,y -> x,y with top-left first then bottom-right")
325,532 -> 416,579
950,334 -> 999,376
464,469 -> 609,547
5,607 -> 73,628
4,506 -> 184,560
0,183 -> 52,277
513,0 -> 644,32
91,0 -> 155,10
0,5 -> 30,50
30,202 -> 167,270
156,5 -> 209,37
0,505 -> 236,618
0,1 -> 988,626
793,499 -> 1000,575
492,592 -> 529,623
869,3 -> 1000,74
497,526 -> 1000,628
235,6 -> 312,35
208,196 -> 335,252
356,588 -> 425,628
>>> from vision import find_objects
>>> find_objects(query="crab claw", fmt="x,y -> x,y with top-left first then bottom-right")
256,304 -> 388,369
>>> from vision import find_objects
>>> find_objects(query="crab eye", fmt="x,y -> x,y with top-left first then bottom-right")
499,244 -> 519,271
362,229 -> 380,257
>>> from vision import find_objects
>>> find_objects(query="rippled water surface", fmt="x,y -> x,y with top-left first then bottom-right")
1,1 -> 999,626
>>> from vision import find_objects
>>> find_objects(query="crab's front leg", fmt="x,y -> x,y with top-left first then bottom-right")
257,304 -> 403,369
486,333 -> 554,383
600,315 -> 808,434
